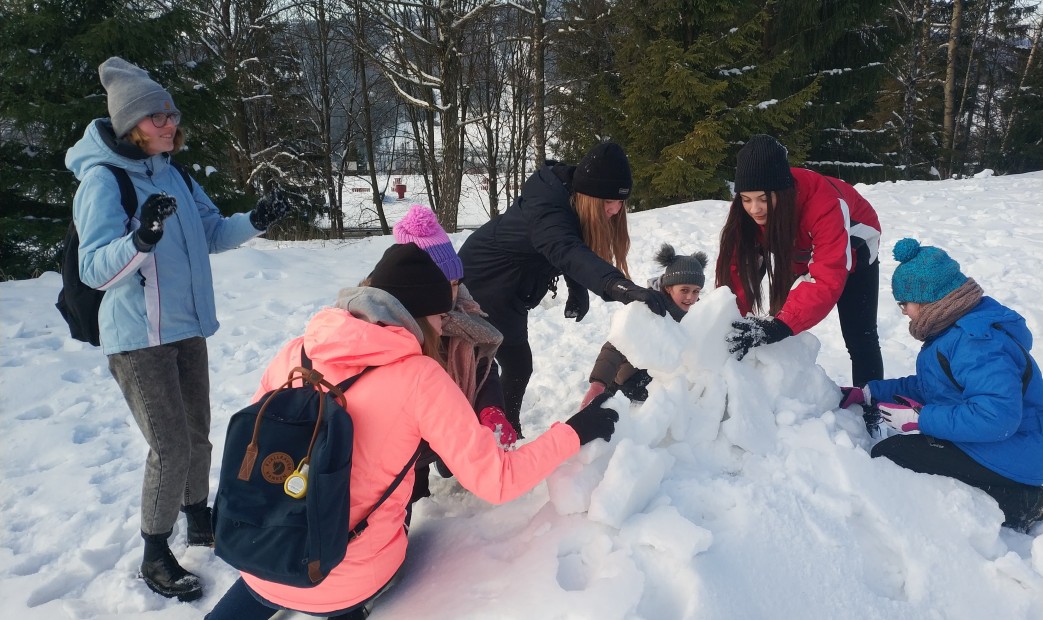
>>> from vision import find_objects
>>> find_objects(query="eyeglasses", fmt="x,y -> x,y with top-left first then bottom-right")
149,112 -> 181,127
897,301 -> 909,309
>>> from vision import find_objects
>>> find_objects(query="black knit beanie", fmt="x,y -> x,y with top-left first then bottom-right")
572,142 -> 633,200
655,244 -> 708,288
368,243 -> 453,318
734,135 -> 794,193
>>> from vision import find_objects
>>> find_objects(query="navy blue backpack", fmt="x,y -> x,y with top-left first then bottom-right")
213,350 -> 420,587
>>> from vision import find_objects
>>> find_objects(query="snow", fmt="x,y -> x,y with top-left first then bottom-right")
3,172 -> 1043,618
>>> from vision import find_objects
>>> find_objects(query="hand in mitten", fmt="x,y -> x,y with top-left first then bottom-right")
564,280 -> 590,321
478,406 -> 518,449
879,395 -> 922,433
605,279 -> 669,317
250,187 -> 293,230
580,381 -> 606,408
617,369 -> 652,402
565,393 -> 619,445
726,316 -> 793,360
839,385 -> 871,409
134,193 -> 178,249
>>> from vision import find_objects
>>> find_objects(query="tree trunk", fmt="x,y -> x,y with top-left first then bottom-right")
1000,16 -> 1042,158
942,0 -> 964,177
531,0 -> 547,167
434,4 -> 463,231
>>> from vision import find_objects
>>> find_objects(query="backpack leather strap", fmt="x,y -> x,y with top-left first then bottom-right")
299,349 -> 423,541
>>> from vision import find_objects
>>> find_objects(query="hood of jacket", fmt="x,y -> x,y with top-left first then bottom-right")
308,287 -> 426,369
66,119 -> 171,182
953,296 -> 1033,350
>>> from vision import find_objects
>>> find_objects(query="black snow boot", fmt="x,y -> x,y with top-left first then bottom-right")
1001,487 -> 1043,533
140,532 -> 203,602
182,501 -> 215,547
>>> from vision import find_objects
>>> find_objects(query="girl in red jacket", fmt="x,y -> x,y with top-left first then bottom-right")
715,134 -> 884,386
206,243 -> 619,620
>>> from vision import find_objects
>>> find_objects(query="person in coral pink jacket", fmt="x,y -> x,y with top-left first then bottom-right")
715,135 -> 884,387
206,243 -> 619,620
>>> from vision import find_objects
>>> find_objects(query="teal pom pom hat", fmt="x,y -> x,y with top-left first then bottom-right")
891,238 -> 968,304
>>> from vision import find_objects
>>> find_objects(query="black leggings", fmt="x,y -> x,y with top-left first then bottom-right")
837,247 -> 883,386
495,341 -> 533,434
872,434 -> 1043,526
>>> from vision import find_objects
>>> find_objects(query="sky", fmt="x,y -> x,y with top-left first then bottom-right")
2,170 -> 1043,619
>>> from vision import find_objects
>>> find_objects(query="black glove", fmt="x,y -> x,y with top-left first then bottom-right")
564,279 -> 589,321
862,404 -> 883,437
250,187 -> 293,230
726,316 -> 793,360
604,279 -> 669,317
133,193 -> 178,249
617,369 -> 652,402
565,393 -> 619,445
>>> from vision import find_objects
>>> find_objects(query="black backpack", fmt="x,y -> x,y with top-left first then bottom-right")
213,349 -> 421,587
55,161 -> 193,346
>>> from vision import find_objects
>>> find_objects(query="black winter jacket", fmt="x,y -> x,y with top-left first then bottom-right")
459,163 -> 627,342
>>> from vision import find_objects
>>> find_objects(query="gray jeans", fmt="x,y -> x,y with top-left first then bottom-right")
108,337 -> 212,536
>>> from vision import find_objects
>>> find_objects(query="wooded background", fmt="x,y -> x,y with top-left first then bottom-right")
2,0 -> 1041,280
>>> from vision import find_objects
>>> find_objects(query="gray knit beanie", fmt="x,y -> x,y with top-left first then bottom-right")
98,57 -> 179,137
655,243 -> 708,288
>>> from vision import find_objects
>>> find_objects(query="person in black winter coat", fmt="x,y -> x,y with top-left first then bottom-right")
458,142 -> 670,436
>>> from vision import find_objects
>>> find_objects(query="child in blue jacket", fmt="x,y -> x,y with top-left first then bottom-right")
843,238 -> 1043,531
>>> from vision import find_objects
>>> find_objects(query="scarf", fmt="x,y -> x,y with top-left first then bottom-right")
442,284 -> 504,406
909,278 -> 983,342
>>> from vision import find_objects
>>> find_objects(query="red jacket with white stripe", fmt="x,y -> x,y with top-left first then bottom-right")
729,168 -> 881,335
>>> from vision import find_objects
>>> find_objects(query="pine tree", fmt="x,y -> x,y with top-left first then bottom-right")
612,0 -> 818,207
0,0 -> 216,279
763,0 -> 898,184
549,0 -> 624,163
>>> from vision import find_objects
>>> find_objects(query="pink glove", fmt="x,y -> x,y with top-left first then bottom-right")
580,382 -> 607,408
839,385 -> 871,408
879,395 -> 923,433
479,406 -> 518,449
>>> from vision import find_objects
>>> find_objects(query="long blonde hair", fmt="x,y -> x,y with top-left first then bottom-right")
573,192 -> 631,278
127,125 -> 185,154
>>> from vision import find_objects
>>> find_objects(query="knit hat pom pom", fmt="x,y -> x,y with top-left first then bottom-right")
893,238 -> 922,263
654,243 -> 678,268
398,205 -> 442,237
656,244 -> 708,288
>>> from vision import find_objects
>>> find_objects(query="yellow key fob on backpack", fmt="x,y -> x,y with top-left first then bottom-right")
284,463 -> 309,499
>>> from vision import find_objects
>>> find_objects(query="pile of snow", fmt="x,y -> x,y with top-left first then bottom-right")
2,172 -> 1043,618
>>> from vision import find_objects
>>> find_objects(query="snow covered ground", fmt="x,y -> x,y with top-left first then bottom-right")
3,170 -> 1043,619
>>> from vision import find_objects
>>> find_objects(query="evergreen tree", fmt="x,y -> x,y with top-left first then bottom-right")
0,0 -> 216,279
612,0 -> 818,207
763,0 -> 898,184
550,0 -> 623,163
1000,15 -> 1043,174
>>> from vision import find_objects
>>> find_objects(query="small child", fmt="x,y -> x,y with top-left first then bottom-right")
580,244 -> 708,407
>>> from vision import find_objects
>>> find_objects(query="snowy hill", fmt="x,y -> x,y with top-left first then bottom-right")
2,171 -> 1043,618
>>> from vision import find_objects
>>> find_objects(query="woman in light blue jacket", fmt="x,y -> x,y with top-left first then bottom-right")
65,57 -> 290,601
848,238 -> 1043,532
